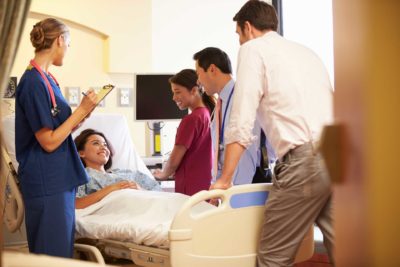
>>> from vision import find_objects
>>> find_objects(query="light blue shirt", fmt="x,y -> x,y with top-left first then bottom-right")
76,168 -> 162,198
211,79 -> 275,185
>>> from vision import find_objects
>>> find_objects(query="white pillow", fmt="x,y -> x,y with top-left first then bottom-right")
72,113 -> 153,178
2,114 -> 18,170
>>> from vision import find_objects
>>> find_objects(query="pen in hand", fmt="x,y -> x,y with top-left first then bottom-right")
82,91 -> 87,97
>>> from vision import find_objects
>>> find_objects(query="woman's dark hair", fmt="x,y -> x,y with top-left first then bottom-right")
233,0 -> 278,32
74,129 -> 115,171
169,69 -> 216,114
193,47 -> 232,74
30,18 -> 69,53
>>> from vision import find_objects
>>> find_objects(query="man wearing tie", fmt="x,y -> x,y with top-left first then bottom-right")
194,47 -> 272,185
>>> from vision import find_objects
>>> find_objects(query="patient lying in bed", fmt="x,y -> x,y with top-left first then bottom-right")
74,129 -> 161,209
74,129 -> 215,248
75,186 -> 213,248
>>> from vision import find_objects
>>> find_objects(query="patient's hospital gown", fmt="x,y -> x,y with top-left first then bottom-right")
76,168 -> 161,197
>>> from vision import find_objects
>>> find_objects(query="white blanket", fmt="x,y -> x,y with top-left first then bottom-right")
75,189 -> 214,249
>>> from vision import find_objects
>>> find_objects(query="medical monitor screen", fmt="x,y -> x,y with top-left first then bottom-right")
135,74 -> 188,121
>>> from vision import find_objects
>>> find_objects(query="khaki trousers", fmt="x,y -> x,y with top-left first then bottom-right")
257,143 -> 334,267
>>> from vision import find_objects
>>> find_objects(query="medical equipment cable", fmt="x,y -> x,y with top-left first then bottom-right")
1,171 -> 12,217
146,121 -> 165,131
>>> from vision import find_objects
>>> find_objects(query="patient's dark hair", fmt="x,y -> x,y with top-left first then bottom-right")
74,129 -> 115,170
169,69 -> 216,114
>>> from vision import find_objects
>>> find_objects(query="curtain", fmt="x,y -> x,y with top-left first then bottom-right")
0,0 -> 31,100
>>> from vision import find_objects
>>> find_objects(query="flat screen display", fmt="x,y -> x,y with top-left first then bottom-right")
135,74 -> 188,121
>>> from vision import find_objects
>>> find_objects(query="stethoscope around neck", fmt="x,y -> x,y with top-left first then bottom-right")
29,59 -> 61,117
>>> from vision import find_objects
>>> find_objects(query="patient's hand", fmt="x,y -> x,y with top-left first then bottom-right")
110,181 -> 141,191
76,181 -> 141,209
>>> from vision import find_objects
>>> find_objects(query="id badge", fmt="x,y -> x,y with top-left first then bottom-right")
219,143 -> 224,152
217,144 -> 224,170
218,161 -> 223,171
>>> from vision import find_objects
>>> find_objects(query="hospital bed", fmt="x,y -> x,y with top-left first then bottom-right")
1,113 -> 314,266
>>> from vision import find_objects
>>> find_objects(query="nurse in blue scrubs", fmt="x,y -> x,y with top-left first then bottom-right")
15,18 -> 97,258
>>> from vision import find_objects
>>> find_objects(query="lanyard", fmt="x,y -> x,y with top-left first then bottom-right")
219,86 -> 234,146
29,59 -> 61,117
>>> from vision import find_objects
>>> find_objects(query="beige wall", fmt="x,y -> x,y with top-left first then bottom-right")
29,0 -> 152,73
5,0 -> 252,157
5,0 -> 152,156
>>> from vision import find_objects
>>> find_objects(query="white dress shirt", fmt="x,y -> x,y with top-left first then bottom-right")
211,79 -> 264,185
225,31 -> 333,159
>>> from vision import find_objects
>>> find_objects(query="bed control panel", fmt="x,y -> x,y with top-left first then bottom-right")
104,246 -> 131,260
130,248 -> 170,267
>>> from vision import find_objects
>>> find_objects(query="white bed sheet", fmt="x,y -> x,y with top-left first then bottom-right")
75,189 -> 214,249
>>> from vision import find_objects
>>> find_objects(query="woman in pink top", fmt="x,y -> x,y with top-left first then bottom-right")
153,69 -> 215,195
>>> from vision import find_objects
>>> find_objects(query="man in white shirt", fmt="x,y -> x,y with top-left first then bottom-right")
212,1 -> 334,266
193,47 -> 270,185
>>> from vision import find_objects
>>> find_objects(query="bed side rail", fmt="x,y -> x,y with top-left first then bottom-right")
1,145 -> 24,233
169,183 -> 314,267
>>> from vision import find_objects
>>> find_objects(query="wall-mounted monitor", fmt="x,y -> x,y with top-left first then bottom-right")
134,73 -> 188,121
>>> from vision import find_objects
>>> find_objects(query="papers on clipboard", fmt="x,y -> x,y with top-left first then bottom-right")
95,84 -> 115,105
80,84 -> 115,119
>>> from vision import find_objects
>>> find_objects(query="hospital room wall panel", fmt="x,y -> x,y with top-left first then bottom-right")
29,0 -> 152,73
5,0 -> 255,158
6,0 -> 151,156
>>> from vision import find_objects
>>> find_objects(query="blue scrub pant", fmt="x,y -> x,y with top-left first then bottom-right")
24,188 -> 76,258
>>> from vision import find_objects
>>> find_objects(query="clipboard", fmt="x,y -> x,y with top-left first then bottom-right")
95,84 -> 115,105
80,84 -> 115,119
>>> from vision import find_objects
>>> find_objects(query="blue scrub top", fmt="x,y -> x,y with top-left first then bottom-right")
15,66 -> 89,198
